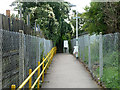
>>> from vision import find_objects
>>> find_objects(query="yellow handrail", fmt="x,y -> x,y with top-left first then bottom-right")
11,47 -> 57,89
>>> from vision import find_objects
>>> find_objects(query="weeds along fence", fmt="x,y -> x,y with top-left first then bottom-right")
71,33 -> 120,88
0,29 -> 53,89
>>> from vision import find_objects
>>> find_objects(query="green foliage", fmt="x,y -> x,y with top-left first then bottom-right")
20,2 -> 72,52
84,47 -> 88,65
80,38 -> 119,88
40,43 -> 44,61
103,51 -> 118,67
82,2 -> 107,34
101,67 -> 119,88
90,40 -> 99,63
82,2 -> 120,34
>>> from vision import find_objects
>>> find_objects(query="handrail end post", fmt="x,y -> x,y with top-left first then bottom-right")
11,84 -> 16,90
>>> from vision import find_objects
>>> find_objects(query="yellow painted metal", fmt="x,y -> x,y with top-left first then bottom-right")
29,69 -> 32,88
45,53 -> 49,74
31,61 -> 49,88
11,85 -> 16,90
47,55 -> 50,68
37,61 -> 40,89
45,63 -> 47,74
42,57 -> 44,82
16,47 -> 57,89
18,61 -> 43,89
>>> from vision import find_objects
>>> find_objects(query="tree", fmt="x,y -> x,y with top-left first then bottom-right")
47,2 -> 72,52
81,2 -> 107,34
102,2 -> 120,33
20,2 -> 72,52
81,2 -> 120,34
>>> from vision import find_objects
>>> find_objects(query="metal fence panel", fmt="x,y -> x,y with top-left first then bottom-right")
71,33 -> 119,88
0,29 -> 53,89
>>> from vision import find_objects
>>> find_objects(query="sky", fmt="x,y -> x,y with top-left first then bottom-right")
0,0 -> 91,15
0,0 -> 17,15
66,0 -> 91,13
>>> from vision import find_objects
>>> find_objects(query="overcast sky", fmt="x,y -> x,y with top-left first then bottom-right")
0,0 -> 91,15
66,0 -> 91,13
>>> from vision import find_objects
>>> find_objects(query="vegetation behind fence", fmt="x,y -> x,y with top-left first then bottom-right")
71,33 -> 120,88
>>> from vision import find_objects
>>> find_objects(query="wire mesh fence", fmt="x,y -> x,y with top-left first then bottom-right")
71,33 -> 120,88
0,29 -> 53,89
102,33 -> 119,88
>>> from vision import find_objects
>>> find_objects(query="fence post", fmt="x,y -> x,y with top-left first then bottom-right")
0,29 -> 3,89
99,32 -> 103,78
88,34 -> 91,71
0,15 -> 3,29
78,38 -> 81,59
45,53 -> 48,74
82,36 -> 85,61
19,30 -> 25,86
118,33 -> 120,86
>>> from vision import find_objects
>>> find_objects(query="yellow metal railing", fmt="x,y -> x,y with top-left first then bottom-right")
11,47 -> 57,90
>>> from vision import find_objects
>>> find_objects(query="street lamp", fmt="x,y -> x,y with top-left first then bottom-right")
73,12 -> 80,59
69,4 -> 80,59
69,4 -> 76,7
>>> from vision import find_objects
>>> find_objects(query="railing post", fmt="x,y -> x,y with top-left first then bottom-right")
45,65 -> 47,74
48,55 -> 50,68
0,29 -> 3,89
29,69 -> 32,88
19,30 -> 25,86
42,58 -> 44,82
37,61 -> 40,89
50,51 -> 53,64
45,53 -> 48,74
11,85 -> 16,90
49,52 -> 52,68
55,48 -> 57,54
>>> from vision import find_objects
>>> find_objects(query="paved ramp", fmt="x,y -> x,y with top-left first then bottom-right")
42,53 -> 99,88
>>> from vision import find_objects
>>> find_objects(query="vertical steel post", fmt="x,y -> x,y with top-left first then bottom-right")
88,34 -> 91,70
0,29 -> 2,89
19,30 -> 25,86
29,69 -> 32,88
45,53 -> 48,74
11,85 -> 16,90
42,58 -> 44,82
99,32 -> 103,78
37,61 -> 40,89
82,36 -> 85,61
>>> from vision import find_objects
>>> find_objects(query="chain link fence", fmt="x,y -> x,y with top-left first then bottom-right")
71,33 -> 120,88
0,29 -> 53,89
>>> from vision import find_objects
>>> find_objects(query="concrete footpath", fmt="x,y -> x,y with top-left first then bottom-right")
42,53 -> 100,88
